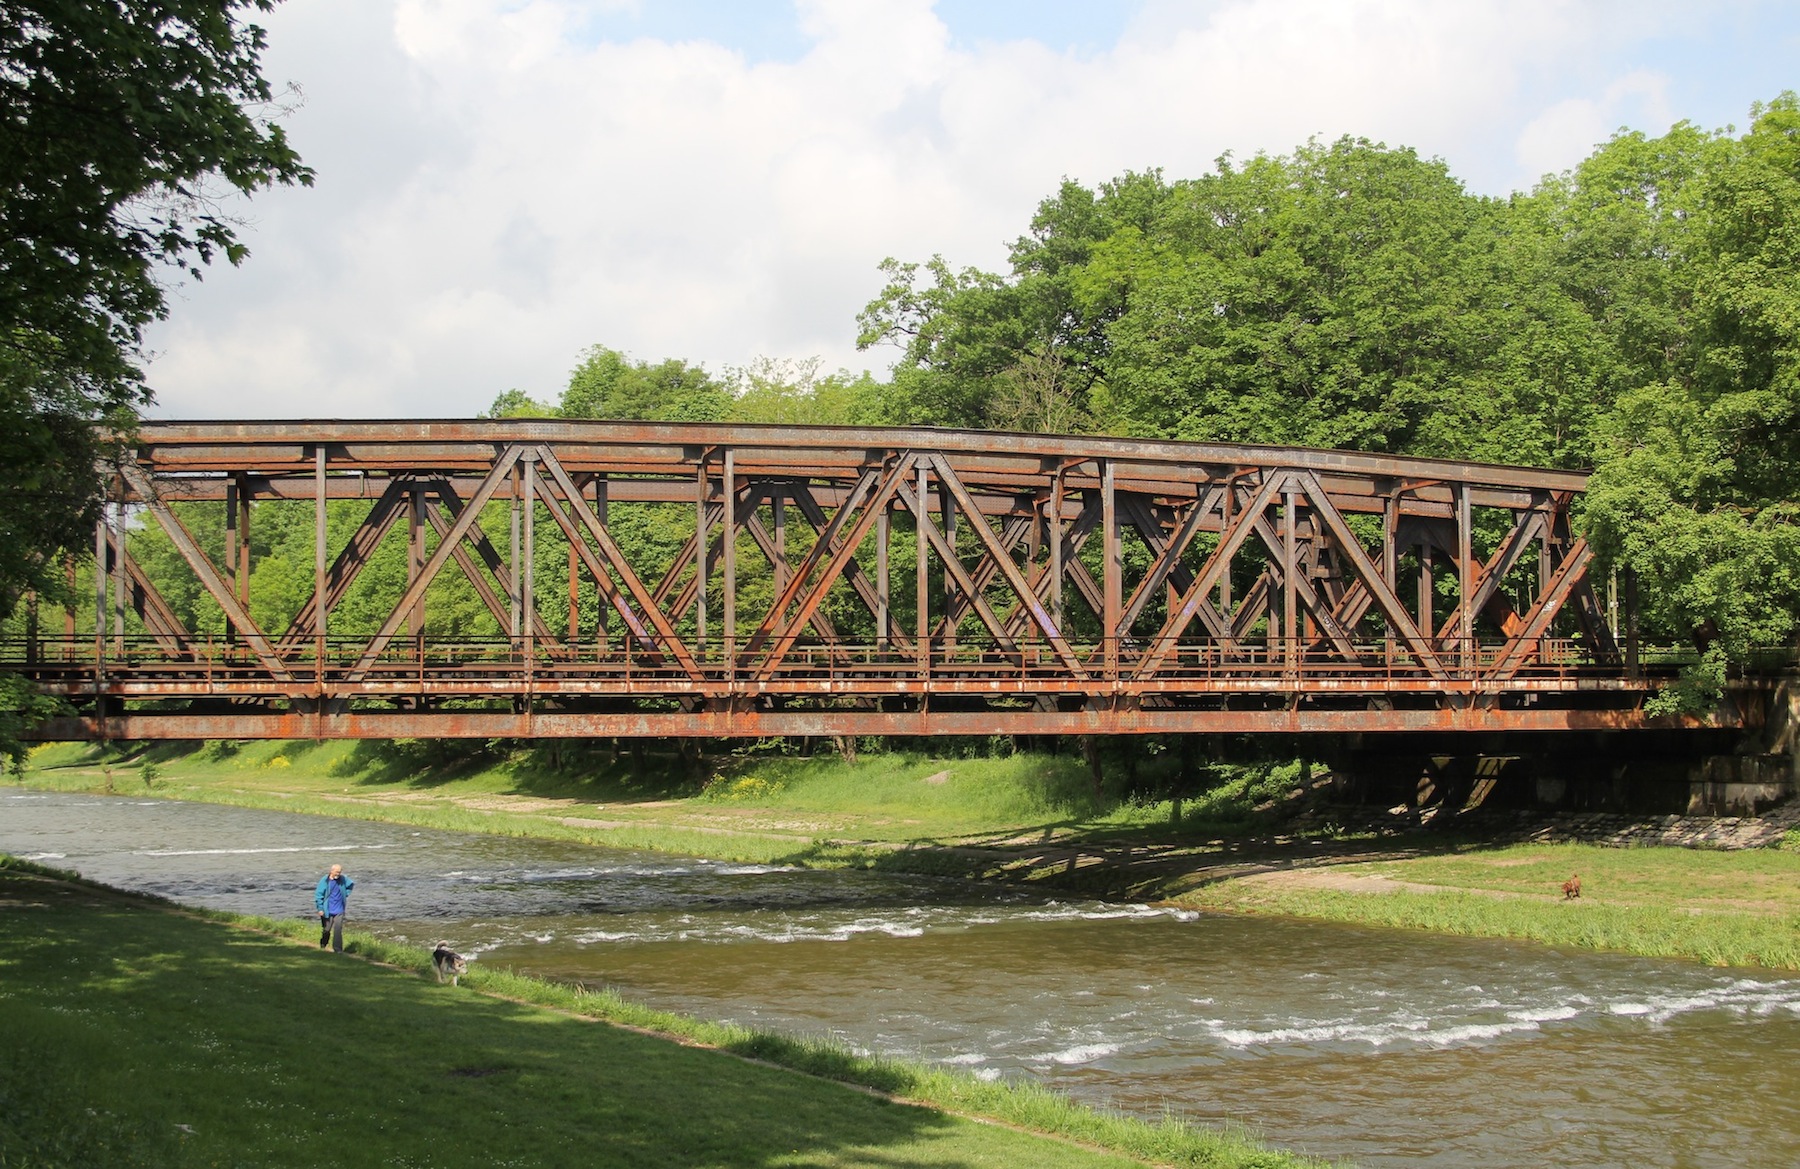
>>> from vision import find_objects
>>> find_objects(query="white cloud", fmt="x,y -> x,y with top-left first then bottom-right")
137,0 -> 1746,420
1514,70 -> 1675,185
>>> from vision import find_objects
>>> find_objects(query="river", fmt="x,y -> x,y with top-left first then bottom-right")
5,788 -> 1798,1168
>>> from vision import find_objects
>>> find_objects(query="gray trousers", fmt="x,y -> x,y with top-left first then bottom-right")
319,912 -> 345,952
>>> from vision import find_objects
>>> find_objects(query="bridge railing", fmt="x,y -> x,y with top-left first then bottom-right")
0,632 -> 1659,696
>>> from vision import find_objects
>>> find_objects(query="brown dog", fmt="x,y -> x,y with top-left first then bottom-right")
1561,873 -> 1581,900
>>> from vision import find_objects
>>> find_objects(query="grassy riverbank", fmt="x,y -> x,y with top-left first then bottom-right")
1176,841 -> 1800,970
19,739 -> 1216,863
0,856 -> 1324,1169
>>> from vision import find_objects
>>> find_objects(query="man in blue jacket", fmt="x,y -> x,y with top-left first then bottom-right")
314,863 -> 355,952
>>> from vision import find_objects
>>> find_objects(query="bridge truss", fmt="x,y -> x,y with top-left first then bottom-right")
7,420 -> 1658,739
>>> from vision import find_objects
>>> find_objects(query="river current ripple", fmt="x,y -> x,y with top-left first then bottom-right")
5,789 -> 1799,1168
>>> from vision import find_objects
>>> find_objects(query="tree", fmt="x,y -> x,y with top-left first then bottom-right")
560,346 -> 729,422
0,0 -> 310,619
1580,97 -> 1800,700
860,141 -> 1609,465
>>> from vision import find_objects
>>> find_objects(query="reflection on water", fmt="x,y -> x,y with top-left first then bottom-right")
5,789 -> 1799,1168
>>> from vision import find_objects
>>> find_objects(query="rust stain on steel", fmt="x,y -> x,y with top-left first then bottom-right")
0,419 -> 1665,740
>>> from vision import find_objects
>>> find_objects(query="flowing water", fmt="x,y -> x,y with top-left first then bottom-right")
6,788 -> 1799,1168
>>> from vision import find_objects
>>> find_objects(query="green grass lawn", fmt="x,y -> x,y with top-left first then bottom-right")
1357,840 -> 1800,914
1181,841 -> 1800,970
0,859 -> 1323,1169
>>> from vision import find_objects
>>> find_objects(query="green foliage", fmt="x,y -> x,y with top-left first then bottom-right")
0,0 -> 309,620
1577,96 -> 1800,663
860,143 -> 1609,464
723,356 -> 886,426
0,674 -> 63,775
561,343 -> 730,421
1642,645 -> 1729,717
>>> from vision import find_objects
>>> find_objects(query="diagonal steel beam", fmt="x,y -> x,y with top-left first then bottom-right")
420,502 -> 517,640
343,446 -> 525,682
1490,537 -> 1595,679
650,499 -> 726,610
741,509 -> 850,655
1248,513 -> 1360,662
927,452 -> 1088,680
533,446 -> 701,677
105,529 -> 192,657
1135,472 -> 1287,679
1121,488 -> 1226,636
1001,494 -> 1103,637
1229,573 -> 1274,640
430,479 -> 560,646
530,456 -> 667,662
119,462 -> 294,685
895,469 -> 1022,658
739,461 -> 888,662
787,482 -> 916,650
1292,471 -> 1449,680
278,478 -> 409,653
934,514 -> 1032,637
1433,509 -> 1546,642
663,488 -> 756,629
751,455 -> 917,680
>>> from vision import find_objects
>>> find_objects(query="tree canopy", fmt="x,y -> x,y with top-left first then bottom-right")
0,0 -> 309,619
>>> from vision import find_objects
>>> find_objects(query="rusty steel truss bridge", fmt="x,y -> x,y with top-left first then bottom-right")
5,419 -> 1667,741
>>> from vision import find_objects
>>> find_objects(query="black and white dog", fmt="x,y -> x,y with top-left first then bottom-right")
431,942 -> 468,986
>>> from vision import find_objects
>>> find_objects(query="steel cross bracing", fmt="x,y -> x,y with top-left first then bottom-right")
4,419 -> 1660,740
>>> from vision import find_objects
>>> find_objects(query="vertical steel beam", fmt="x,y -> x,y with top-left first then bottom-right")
314,445 -> 327,675
773,488 -> 786,577
566,476 -> 580,645
64,556 -> 76,661
111,501 -> 125,654
1282,485 -> 1298,673
1457,481 -> 1473,671
1102,461 -> 1120,679
509,461 -> 522,646
409,484 -> 425,644
875,492 -> 889,652
916,461 -> 929,681
236,474 -> 251,617
224,477 -> 239,644
941,480 -> 957,651
522,452 -> 537,673
723,450 -> 736,671
1624,567 -> 1640,680
594,476 -> 608,652
93,514 -> 106,677
1050,467 -> 1065,629
1382,489 -> 1399,664
1418,543 -> 1432,643
695,454 -> 708,652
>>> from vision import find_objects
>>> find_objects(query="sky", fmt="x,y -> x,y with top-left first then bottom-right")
142,0 -> 1800,420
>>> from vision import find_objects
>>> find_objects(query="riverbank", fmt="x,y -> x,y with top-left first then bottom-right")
20,740 -> 1800,971
0,855 -> 1322,1169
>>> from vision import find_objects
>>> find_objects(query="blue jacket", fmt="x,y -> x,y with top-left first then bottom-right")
314,874 -> 354,915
